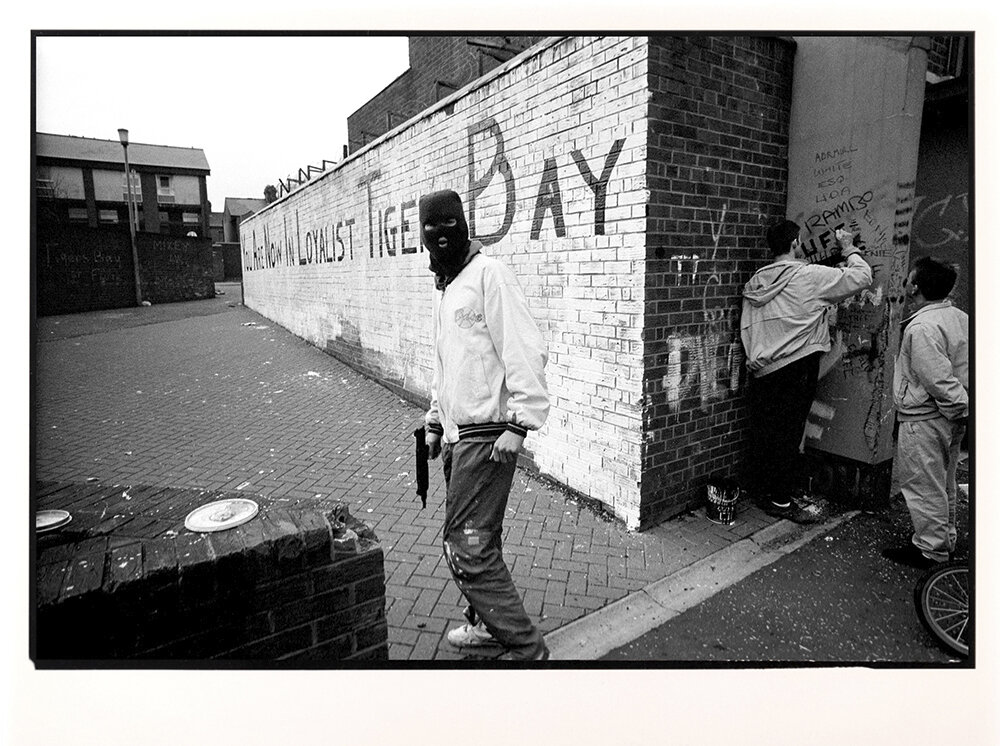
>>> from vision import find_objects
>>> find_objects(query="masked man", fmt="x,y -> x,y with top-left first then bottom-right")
420,189 -> 550,661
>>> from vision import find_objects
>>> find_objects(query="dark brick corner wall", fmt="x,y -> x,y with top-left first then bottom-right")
639,35 -> 797,528
35,500 -> 388,663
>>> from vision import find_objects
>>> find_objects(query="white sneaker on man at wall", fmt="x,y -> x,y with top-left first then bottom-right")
446,621 -> 497,648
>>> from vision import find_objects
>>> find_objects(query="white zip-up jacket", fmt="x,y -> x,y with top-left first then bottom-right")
425,244 -> 550,444
893,300 -> 969,422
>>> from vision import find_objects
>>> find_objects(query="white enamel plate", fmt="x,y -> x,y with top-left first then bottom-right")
36,509 -> 72,533
184,498 -> 259,533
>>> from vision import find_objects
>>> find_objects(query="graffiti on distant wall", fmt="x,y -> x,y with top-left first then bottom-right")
242,116 -> 627,271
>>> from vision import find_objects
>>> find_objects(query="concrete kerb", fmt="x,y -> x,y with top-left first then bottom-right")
545,510 -> 861,660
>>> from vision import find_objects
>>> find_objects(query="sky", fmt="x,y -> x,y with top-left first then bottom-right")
34,34 -> 410,208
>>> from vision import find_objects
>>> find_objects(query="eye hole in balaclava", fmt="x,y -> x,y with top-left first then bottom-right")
418,189 -> 471,278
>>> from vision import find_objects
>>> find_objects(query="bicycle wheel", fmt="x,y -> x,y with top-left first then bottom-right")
914,560 -> 969,657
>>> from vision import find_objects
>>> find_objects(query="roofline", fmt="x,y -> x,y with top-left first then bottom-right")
36,131 -> 208,155
36,155 -> 210,176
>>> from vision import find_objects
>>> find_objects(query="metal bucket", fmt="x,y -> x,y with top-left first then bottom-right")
706,476 -> 740,526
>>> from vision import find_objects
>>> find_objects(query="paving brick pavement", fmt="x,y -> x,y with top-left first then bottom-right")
34,285 -> 783,661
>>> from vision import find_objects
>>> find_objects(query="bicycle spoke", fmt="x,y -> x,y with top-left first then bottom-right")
939,616 -> 967,637
929,586 -> 966,607
941,574 -> 969,603
928,604 -> 965,617
918,565 -> 970,656
954,618 -> 968,643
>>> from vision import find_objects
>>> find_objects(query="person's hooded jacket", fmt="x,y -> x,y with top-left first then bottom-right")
893,300 -> 968,422
740,251 -> 872,377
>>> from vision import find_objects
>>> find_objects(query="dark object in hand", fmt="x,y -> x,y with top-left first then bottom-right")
414,427 -> 429,508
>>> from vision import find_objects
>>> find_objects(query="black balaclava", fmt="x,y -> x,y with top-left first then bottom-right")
419,190 -> 472,289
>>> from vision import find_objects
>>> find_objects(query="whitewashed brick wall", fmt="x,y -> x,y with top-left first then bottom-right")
242,36 -> 649,528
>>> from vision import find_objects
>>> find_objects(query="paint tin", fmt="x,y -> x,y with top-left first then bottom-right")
706,477 -> 740,526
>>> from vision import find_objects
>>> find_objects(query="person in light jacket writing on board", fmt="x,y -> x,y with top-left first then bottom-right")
740,219 -> 872,524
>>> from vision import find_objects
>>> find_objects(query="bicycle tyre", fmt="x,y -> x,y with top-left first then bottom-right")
914,560 -> 969,657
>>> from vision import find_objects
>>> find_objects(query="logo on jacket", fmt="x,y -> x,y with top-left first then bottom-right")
455,308 -> 485,329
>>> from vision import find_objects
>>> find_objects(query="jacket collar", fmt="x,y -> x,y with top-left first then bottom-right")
902,299 -> 953,327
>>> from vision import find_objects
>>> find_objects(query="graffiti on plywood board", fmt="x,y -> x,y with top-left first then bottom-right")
804,177 -> 916,457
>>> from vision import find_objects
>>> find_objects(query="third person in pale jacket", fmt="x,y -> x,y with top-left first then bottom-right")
883,256 -> 969,569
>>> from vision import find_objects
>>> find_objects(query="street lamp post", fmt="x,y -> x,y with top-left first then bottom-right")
118,128 -> 143,306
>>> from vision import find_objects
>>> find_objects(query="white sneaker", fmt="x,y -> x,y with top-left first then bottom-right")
446,621 -> 496,648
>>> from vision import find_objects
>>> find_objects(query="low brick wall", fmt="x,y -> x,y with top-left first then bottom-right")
34,481 -> 387,663
36,227 -> 216,316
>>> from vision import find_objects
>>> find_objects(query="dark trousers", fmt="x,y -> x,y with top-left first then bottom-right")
441,437 -> 546,660
746,352 -> 821,503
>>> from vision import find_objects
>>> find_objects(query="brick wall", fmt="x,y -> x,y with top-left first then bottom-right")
35,498 -> 387,662
241,36 -> 800,529
348,36 -> 546,152
137,234 -> 216,304
243,36 -> 651,527
36,227 -> 137,315
36,226 -> 216,315
640,36 -> 796,526
926,35 -> 968,80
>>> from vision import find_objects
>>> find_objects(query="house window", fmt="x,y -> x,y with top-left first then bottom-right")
67,207 -> 89,222
98,209 -> 119,224
182,212 -> 201,225
36,178 -> 56,199
157,175 -> 175,203
36,165 -> 55,198
121,172 -> 142,201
